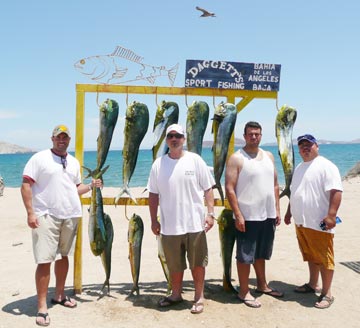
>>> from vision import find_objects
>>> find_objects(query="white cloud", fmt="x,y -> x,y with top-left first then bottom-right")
0,110 -> 20,119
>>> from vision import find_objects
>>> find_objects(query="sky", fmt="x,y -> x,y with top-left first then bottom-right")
1,0 -> 359,151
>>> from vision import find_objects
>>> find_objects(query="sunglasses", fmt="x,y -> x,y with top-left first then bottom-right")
166,133 -> 183,139
60,156 -> 67,169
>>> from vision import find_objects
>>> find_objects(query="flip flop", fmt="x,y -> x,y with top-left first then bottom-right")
51,296 -> 77,308
158,296 -> 183,307
36,312 -> 50,327
294,283 -> 321,294
237,295 -> 261,308
191,302 -> 204,314
315,295 -> 334,309
255,288 -> 284,298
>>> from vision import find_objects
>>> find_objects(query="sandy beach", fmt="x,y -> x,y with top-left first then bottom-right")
1,179 -> 360,328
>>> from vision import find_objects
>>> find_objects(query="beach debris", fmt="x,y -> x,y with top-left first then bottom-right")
12,242 -> 23,247
128,213 -> 144,296
115,101 -> 149,204
186,100 -> 209,156
275,104 -> 297,198
217,209 -> 237,293
152,101 -> 179,161
212,102 -> 237,205
344,162 -> 360,179
74,46 -> 179,86
196,6 -> 216,17
0,175 -> 4,196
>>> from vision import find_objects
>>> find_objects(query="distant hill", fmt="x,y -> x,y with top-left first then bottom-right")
203,138 -> 360,148
0,141 -> 35,154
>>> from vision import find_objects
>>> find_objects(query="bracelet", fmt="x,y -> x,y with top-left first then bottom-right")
207,212 -> 215,218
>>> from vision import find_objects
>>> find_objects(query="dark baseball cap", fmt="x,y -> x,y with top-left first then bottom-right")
297,134 -> 317,144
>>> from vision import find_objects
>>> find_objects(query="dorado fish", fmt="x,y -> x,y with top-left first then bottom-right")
275,104 -> 297,198
74,45 -> 179,86
128,213 -> 144,296
100,212 -> 114,293
152,101 -> 179,161
84,166 -> 110,256
186,100 -> 209,155
212,102 -> 237,205
96,99 -> 119,172
217,209 -> 237,293
115,101 -> 149,203
157,235 -> 172,294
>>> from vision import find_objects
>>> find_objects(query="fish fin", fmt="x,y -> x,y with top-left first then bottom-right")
111,46 -> 143,63
167,63 -> 179,86
112,68 -> 128,78
146,76 -> 156,84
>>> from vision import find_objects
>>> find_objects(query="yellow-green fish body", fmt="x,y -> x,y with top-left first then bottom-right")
275,105 -> 297,198
186,100 -> 209,155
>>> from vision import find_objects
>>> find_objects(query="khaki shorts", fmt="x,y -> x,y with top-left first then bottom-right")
32,214 -> 80,264
161,231 -> 208,272
295,226 -> 334,270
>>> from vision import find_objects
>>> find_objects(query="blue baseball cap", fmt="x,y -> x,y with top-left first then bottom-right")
297,134 -> 317,144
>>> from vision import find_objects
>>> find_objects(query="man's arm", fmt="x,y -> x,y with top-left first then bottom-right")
225,153 -> 246,232
204,188 -> 215,232
20,178 -> 38,229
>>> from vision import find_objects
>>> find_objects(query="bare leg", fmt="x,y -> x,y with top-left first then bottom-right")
168,271 -> 184,300
253,259 -> 267,290
191,266 -> 205,303
237,261 -> 251,299
53,256 -> 76,306
318,267 -> 334,297
308,261 -> 321,290
35,263 -> 51,325
36,263 -> 51,313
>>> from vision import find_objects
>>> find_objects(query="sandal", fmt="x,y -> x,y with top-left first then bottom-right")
237,295 -> 261,308
255,288 -> 284,298
294,283 -> 321,294
315,295 -> 334,309
158,296 -> 183,307
36,312 -> 50,327
51,296 -> 77,308
191,302 -> 204,314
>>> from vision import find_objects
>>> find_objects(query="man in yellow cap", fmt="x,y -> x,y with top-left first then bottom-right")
21,125 -> 102,326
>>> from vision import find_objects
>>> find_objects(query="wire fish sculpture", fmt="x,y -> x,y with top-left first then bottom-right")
74,46 -> 179,86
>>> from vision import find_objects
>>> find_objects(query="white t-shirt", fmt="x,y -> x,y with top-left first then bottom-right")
235,149 -> 277,221
147,151 -> 215,235
23,149 -> 83,219
290,156 -> 343,233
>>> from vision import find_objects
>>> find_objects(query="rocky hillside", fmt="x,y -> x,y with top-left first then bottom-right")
0,141 -> 35,154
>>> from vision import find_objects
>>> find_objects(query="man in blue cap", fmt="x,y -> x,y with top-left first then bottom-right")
284,134 -> 343,309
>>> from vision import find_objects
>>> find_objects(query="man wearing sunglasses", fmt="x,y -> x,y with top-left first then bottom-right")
21,125 -> 102,326
147,123 -> 215,314
284,134 -> 343,309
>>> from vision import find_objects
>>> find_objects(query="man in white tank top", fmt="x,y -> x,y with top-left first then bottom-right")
225,121 -> 282,308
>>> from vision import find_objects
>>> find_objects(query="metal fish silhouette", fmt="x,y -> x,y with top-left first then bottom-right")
74,46 -> 179,86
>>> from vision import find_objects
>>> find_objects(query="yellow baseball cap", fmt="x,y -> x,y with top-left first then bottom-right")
52,125 -> 71,137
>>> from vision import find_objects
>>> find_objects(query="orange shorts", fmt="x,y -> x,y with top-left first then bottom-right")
295,226 -> 334,270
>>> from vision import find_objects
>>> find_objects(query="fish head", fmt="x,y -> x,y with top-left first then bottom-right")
74,56 -> 99,76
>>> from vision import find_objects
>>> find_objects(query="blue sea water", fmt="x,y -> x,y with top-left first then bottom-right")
1,144 -> 359,188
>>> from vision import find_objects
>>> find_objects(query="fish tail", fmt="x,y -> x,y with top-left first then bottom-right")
280,186 -> 290,199
82,165 -> 109,179
115,185 -> 137,205
167,63 -> 179,86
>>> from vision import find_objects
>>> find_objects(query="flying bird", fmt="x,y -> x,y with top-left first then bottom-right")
196,6 -> 216,17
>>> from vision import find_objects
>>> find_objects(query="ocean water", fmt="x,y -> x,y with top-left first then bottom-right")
0,144 -> 359,188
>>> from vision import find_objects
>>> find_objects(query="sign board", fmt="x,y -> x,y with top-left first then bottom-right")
185,60 -> 281,91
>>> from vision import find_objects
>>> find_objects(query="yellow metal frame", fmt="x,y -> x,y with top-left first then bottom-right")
73,83 -> 278,293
